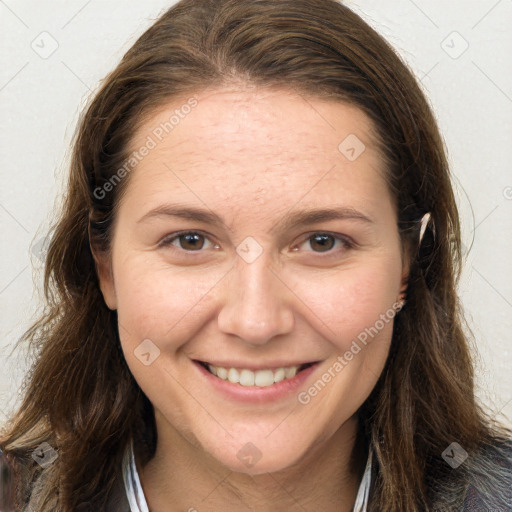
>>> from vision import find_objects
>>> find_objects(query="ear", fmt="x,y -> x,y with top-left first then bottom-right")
399,245 -> 411,299
399,269 -> 409,298
91,246 -> 117,310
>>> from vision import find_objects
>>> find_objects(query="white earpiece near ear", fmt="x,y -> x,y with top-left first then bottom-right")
419,212 -> 432,246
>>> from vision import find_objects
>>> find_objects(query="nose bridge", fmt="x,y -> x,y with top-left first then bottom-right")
217,251 -> 294,345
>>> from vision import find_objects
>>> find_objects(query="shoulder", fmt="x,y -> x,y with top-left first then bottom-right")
1,457 -> 131,512
104,472 -> 131,512
461,438 -> 512,511
26,471 -> 131,511
427,438 -> 512,512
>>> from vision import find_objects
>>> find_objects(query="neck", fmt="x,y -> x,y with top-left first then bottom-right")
139,412 -> 367,512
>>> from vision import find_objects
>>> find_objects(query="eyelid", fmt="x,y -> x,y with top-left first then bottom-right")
158,230 -> 219,251
159,230 -> 355,256
293,231 -> 356,253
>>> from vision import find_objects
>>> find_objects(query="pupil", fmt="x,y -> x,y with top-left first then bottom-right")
311,234 -> 333,252
182,233 -> 203,250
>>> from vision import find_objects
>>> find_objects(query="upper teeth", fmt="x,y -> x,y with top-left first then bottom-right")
206,364 -> 300,387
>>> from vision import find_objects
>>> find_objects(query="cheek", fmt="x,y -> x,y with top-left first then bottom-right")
289,262 -> 400,422
286,257 -> 401,350
111,255 -> 230,349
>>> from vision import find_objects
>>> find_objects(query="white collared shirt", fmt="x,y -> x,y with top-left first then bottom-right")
122,440 -> 372,512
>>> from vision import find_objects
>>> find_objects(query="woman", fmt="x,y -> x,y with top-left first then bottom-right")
1,0 -> 511,510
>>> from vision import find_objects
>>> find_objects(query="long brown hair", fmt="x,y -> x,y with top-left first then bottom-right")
1,0 -> 510,510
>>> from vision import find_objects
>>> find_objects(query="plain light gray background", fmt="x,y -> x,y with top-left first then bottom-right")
1,1 -> 511,427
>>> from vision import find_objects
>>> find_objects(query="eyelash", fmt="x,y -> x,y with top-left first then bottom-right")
158,230 -> 355,257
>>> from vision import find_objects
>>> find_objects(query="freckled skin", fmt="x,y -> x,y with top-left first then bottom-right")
96,87 -> 408,511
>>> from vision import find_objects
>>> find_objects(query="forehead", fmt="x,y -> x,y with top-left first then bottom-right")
123,87 -> 391,218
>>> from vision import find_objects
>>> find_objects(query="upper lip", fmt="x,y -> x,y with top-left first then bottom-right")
194,359 -> 320,371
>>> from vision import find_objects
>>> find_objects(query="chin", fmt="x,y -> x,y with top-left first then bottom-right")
200,430 -> 313,476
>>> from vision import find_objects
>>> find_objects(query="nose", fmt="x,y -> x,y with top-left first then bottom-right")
217,255 -> 295,346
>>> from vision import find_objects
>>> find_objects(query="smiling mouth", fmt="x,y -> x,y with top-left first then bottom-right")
195,360 -> 316,387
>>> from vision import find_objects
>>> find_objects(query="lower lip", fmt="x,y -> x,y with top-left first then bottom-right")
193,360 -> 320,403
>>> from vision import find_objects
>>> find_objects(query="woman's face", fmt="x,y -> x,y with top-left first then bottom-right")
97,87 -> 407,474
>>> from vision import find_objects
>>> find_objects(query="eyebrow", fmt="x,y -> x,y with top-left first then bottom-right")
137,203 -> 374,234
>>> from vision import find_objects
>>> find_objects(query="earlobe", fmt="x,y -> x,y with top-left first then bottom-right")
398,258 -> 410,304
91,248 -> 117,310
400,267 -> 409,291
398,279 -> 408,305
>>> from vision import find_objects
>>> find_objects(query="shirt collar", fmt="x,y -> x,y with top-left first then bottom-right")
122,439 -> 372,512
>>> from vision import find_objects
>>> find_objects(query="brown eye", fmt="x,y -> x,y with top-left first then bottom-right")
160,231 -> 217,252
309,233 -> 335,252
293,232 -> 354,256
178,233 -> 205,251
